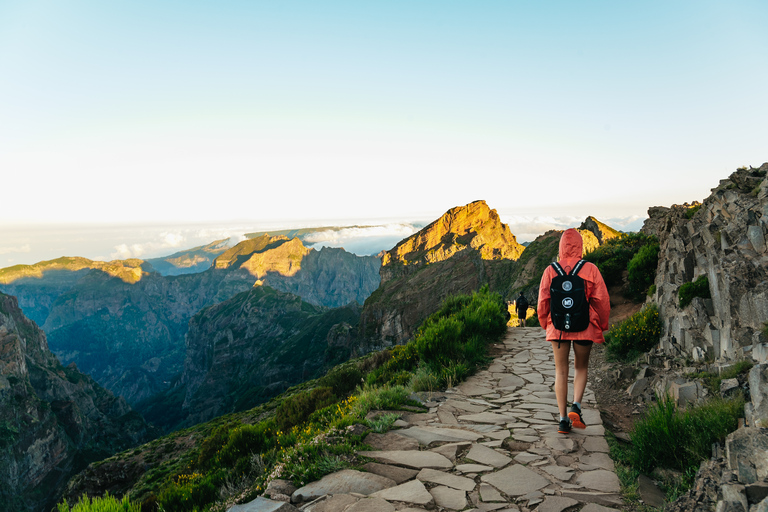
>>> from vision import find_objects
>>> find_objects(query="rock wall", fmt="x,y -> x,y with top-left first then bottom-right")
0,292 -> 154,512
644,164 -> 768,363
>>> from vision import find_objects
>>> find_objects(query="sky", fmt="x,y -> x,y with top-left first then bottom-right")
1,1 -> 767,266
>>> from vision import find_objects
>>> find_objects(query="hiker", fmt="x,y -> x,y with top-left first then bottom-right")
537,228 -> 610,434
515,291 -> 529,327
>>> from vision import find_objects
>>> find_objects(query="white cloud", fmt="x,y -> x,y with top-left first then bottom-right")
304,224 -> 419,244
0,244 -> 31,255
161,232 -> 185,247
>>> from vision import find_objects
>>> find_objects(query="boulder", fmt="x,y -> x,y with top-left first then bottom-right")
725,427 -> 768,484
227,497 -> 299,512
746,365 -> 768,428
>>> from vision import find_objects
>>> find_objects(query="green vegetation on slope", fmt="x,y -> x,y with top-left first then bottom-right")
604,304 -> 662,362
678,275 -> 711,308
62,286 -> 508,512
583,233 -> 659,299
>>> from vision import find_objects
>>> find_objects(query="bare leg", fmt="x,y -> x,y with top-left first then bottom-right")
550,340 -> 571,418
572,342 -> 593,404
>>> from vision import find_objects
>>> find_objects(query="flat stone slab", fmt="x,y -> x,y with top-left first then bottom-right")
581,505 -> 621,512
396,426 -> 483,445
455,463 -> 494,473
543,435 -> 575,453
514,452 -> 544,464
444,400 -> 487,413
458,382 -> 496,396
370,479 -> 434,507
541,465 -> 573,481
478,483 -> 505,502
362,462 -> 419,484
292,469 -> 395,501
429,485 -> 468,510
560,490 -> 624,508
535,496 -> 579,512
228,497 -> 299,512
303,494 -> 359,512
345,497 -> 396,512
364,432 -> 419,451
582,436 -> 610,453
481,464 -> 550,496
576,470 -> 622,493
579,453 -> 615,471
362,450 -> 453,469
466,444 -> 513,468
416,468 -> 476,492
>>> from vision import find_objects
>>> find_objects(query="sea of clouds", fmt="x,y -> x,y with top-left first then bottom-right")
0,214 -> 647,269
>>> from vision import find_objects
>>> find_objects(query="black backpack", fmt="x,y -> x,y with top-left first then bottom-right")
516,295 -> 529,311
549,259 -> 590,332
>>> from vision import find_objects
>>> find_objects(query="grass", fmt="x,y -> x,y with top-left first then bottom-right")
63,286 -> 507,512
57,494 -> 141,512
686,360 -> 753,395
608,393 -> 744,508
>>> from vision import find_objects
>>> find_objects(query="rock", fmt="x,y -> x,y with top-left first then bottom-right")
370,479 -> 435,507
291,469 -> 396,503
480,464 -> 549,496
416,468 -> 476,491
344,497 -> 396,512
395,426 -> 483,445
478,483 -> 505,502
535,496 -> 579,512
637,474 -> 666,508
576,470 -> 622,493
720,378 -> 741,398
746,483 -> 768,504
541,465 -> 573,481
719,483 -> 748,512
643,165 -> 768,364
725,427 -> 768,484
580,505 -> 621,512
227,497 -> 299,512
627,377 -> 649,397
266,479 -> 297,500
363,432 -> 419,451
582,436 -> 610,453
746,365 -> 768,428
429,485 -> 468,510
361,450 -> 453,469
302,494 -> 359,512
465,444 -> 513,468
361,462 -> 419,485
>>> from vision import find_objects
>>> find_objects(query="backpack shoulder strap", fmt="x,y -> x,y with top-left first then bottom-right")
570,259 -> 587,276
551,262 -> 566,276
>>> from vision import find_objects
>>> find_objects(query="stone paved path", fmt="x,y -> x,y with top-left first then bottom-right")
248,328 -> 626,512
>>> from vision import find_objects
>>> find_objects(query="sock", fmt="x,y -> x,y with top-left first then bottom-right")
560,416 -> 568,422
573,402 -> 581,410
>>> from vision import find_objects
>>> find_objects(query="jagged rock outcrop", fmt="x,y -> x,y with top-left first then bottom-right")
643,163 -> 768,362
1,237 -> 379,404
150,285 -> 362,429
359,201 -> 524,351
0,292 -> 154,512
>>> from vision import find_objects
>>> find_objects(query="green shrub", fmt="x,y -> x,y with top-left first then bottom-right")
631,395 -> 743,476
275,387 -> 337,432
584,233 -> 656,288
627,241 -> 659,299
605,304 -> 662,361
158,471 -> 223,512
415,316 -> 463,367
57,493 -> 141,512
319,366 -> 364,397
678,275 -> 711,308
219,422 -> 274,473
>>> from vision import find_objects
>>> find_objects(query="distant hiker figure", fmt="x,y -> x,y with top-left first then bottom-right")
537,228 -> 610,434
515,292 -> 529,327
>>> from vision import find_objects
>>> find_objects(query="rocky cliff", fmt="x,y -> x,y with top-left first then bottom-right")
643,163 -> 768,363
146,238 -> 231,275
0,292 -> 154,512
141,285 -> 361,430
0,237 -> 379,404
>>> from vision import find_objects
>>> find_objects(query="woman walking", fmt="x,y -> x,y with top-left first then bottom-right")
537,228 -> 610,434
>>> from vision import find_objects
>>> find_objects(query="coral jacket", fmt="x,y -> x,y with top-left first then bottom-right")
537,228 -> 611,343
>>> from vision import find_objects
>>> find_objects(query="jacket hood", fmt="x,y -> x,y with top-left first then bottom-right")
559,228 -> 584,260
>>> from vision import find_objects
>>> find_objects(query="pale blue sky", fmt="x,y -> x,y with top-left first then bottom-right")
1,1 -> 767,264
